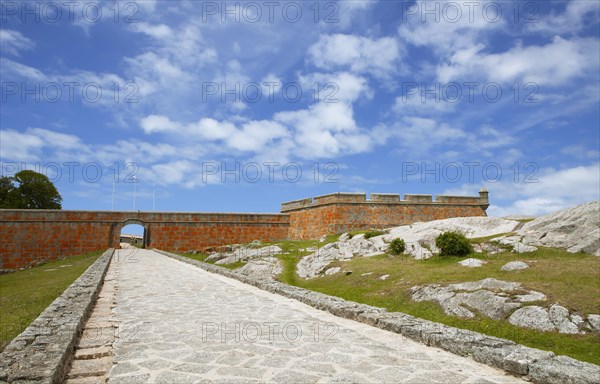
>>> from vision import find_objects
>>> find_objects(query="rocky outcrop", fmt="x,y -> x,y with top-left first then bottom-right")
295,202 -> 599,279
385,217 -> 521,259
508,304 -> 589,334
296,234 -> 387,279
235,257 -> 283,280
517,201 -> 600,256
492,236 -> 538,253
459,258 -> 486,267
501,261 -> 530,271
206,245 -> 283,265
411,278 -> 598,335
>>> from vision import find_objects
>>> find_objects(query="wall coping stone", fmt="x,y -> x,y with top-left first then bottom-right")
281,192 -> 488,212
156,249 -> 600,384
0,249 -> 114,384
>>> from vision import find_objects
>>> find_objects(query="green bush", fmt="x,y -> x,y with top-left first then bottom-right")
435,231 -> 473,256
364,230 -> 385,239
388,238 -> 406,255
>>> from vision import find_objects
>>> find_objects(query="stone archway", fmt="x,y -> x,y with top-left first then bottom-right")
119,219 -> 149,249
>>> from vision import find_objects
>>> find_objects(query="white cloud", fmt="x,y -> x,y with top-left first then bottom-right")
528,1 -> 600,35
298,71 -> 372,103
140,115 -> 182,134
0,129 -> 45,162
187,118 -> 237,141
275,102 -> 374,158
449,163 -> 600,217
336,0 -> 379,28
437,36 -> 600,86
0,30 -> 35,56
131,22 -> 173,39
561,145 -> 600,160
308,34 -> 401,79
138,98 -> 378,161
398,1 -> 504,55
227,120 -> 289,152
0,58 -> 46,81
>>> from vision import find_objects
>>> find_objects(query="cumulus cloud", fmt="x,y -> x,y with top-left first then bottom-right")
528,1 -> 600,35
446,163 -> 600,216
436,36 -> 600,86
308,34 -> 402,79
139,99 -> 378,161
131,22 -> 174,39
140,115 -> 182,134
398,1 -> 504,55
298,71 -> 373,103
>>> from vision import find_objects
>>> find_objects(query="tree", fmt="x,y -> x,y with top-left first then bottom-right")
0,171 -> 62,209
0,176 -> 17,208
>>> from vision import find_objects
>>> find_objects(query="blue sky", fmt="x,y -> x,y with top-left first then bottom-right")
1,0 -> 599,217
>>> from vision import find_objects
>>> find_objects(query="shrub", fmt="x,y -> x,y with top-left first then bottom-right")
435,231 -> 473,257
364,230 -> 385,239
388,238 -> 406,255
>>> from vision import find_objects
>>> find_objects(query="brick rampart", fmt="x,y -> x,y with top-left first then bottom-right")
281,191 -> 489,239
1,190 -> 489,269
0,210 -> 289,270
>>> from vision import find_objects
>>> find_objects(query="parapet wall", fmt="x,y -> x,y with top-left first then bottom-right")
0,210 -> 289,270
1,191 -> 489,270
282,191 -> 489,239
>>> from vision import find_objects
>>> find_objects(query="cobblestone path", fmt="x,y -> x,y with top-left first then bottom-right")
106,249 -> 525,383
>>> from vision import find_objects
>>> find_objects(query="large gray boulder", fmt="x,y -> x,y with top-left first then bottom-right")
508,306 -> 555,331
501,261 -> 530,271
296,234 -> 387,279
508,304 -> 583,334
385,217 -> 521,259
214,245 -> 283,265
412,279 -> 595,335
235,257 -> 282,280
517,201 -> 600,256
411,278 -> 523,320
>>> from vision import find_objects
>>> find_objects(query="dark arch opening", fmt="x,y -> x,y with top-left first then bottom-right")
120,220 -> 148,249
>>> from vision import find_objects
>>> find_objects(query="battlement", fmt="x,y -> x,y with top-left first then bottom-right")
281,191 -> 489,212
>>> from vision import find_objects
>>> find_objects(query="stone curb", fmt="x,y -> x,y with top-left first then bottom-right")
156,249 -> 600,384
0,249 -> 114,384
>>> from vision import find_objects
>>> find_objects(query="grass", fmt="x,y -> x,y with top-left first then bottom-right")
280,247 -> 600,365
0,251 -> 103,351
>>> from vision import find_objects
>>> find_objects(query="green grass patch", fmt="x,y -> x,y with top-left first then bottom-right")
175,252 -> 246,270
469,232 -> 516,244
278,244 -> 600,365
0,251 -> 103,351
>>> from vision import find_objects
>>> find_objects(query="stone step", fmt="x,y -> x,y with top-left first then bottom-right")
74,346 -> 112,360
67,357 -> 111,378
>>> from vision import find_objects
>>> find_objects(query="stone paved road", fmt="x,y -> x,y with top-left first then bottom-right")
108,249 -> 526,384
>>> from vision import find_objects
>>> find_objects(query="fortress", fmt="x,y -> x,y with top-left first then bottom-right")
0,190 -> 489,270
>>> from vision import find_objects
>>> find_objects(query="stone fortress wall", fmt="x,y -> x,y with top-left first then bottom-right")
282,190 -> 489,239
0,190 -> 489,270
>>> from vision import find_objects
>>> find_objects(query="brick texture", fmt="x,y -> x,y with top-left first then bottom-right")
0,191 -> 489,270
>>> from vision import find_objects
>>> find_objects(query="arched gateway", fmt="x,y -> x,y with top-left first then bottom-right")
0,191 -> 489,270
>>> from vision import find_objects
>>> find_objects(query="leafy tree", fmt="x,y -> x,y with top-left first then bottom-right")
0,176 -> 17,208
0,171 -> 62,209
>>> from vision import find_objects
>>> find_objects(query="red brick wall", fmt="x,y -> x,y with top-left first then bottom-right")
286,203 -> 487,239
0,210 -> 289,270
283,192 -> 489,239
1,191 -> 489,270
